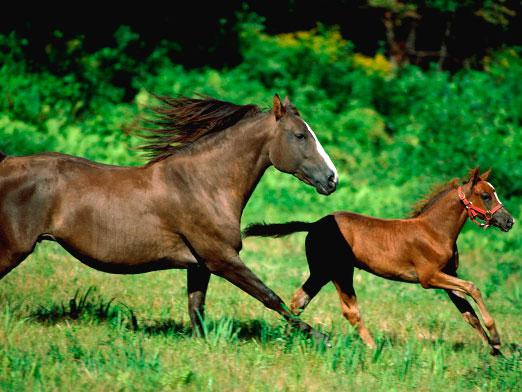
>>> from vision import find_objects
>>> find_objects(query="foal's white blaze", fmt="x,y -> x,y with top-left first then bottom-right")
303,121 -> 338,182
485,181 -> 514,223
486,181 -> 503,205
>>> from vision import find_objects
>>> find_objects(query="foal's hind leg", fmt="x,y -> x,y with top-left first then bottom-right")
290,229 -> 334,315
187,264 -> 211,336
290,274 -> 329,316
333,274 -> 376,348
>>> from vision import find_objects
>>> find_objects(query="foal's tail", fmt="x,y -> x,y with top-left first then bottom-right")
243,221 -> 315,238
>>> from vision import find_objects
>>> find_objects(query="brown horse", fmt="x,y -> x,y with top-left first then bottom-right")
244,169 -> 514,354
0,94 -> 338,339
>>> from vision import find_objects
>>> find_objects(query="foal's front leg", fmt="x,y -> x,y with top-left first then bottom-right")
428,271 -> 501,353
445,289 -> 499,354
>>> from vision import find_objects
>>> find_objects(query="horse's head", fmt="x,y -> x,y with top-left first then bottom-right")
268,95 -> 338,195
466,168 -> 515,232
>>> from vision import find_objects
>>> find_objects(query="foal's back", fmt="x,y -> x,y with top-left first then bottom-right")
330,212 -> 430,282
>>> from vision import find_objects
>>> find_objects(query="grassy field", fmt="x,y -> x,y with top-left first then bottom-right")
0,170 -> 520,391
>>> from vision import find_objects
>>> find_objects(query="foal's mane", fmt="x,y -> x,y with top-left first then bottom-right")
139,95 -> 262,162
409,177 -> 461,217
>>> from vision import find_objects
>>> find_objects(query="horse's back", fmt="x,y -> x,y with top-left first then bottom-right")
0,152 -> 143,243
0,151 -> 197,271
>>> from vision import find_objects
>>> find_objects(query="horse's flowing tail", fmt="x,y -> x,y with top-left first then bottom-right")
243,221 -> 315,238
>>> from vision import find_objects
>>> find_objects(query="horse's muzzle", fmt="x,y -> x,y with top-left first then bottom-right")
316,172 -> 338,195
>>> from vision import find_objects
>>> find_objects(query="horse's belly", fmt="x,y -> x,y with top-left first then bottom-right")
54,228 -> 198,274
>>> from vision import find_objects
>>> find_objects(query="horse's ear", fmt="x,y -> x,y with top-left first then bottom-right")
480,168 -> 491,181
469,167 -> 481,186
283,96 -> 300,116
273,94 -> 285,120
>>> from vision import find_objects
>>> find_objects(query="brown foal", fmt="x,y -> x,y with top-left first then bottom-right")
0,95 -> 338,340
244,169 -> 515,354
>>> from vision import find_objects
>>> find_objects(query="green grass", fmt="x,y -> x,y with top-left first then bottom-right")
0,174 -> 520,391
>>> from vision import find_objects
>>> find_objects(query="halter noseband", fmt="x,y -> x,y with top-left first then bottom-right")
457,186 -> 503,229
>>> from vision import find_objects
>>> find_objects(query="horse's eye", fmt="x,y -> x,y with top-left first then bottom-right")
295,133 -> 306,140
482,193 -> 491,201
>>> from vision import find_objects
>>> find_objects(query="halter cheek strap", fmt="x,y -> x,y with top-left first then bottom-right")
457,186 -> 503,229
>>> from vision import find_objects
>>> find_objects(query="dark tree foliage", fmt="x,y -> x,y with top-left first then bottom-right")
1,1 -> 520,74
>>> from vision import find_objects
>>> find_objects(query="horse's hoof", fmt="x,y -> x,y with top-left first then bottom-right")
311,330 -> 331,347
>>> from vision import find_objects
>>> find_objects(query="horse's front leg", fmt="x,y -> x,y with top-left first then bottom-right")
187,264 -> 211,336
427,271 -> 501,354
192,240 -> 328,343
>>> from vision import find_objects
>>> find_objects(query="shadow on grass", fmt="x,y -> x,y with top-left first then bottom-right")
26,287 -> 522,354
27,286 -> 294,342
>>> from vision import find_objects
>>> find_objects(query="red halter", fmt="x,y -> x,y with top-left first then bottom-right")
457,186 -> 503,229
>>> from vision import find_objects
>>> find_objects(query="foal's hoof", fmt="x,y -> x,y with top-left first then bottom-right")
490,345 -> 503,356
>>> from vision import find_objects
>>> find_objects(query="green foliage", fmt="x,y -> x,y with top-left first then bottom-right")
2,21 -> 522,190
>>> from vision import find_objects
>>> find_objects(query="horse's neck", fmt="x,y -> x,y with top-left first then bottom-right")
420,186 -> 469,243
163,113 -> 273,217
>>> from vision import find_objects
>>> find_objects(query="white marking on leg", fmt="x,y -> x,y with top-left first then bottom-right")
303,121 -> 338,182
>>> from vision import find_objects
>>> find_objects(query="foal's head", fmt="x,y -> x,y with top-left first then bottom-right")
465,168 -> 515,232
268,95 -> 338,195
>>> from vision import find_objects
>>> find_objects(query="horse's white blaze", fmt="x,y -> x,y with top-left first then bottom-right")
303,121 -> 338,182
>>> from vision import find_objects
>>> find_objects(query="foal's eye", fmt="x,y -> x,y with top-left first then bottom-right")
295,133 -> 306,140
481,193 -> 491,201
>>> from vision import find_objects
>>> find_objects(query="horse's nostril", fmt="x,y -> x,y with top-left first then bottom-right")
327,173 -> 336,185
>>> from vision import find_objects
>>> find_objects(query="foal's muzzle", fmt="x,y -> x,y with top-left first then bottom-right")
491,209 -> 515,232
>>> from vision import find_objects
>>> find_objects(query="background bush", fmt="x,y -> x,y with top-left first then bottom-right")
1,16 -> 521,193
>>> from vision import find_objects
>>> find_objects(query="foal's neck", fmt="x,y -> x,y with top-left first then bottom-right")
421,184 -> 470,244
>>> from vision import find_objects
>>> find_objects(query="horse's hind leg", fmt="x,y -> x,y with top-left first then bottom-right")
333,273 -> 376,348
187,264 -> 211,335
0,248 -> 32,280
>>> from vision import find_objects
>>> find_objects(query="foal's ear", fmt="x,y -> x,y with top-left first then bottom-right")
469,167 -> 481,186
273,94 -> 286,120
480,168 -> 491,181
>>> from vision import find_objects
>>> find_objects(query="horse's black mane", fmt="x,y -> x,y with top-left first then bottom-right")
139,95 -> 262,162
